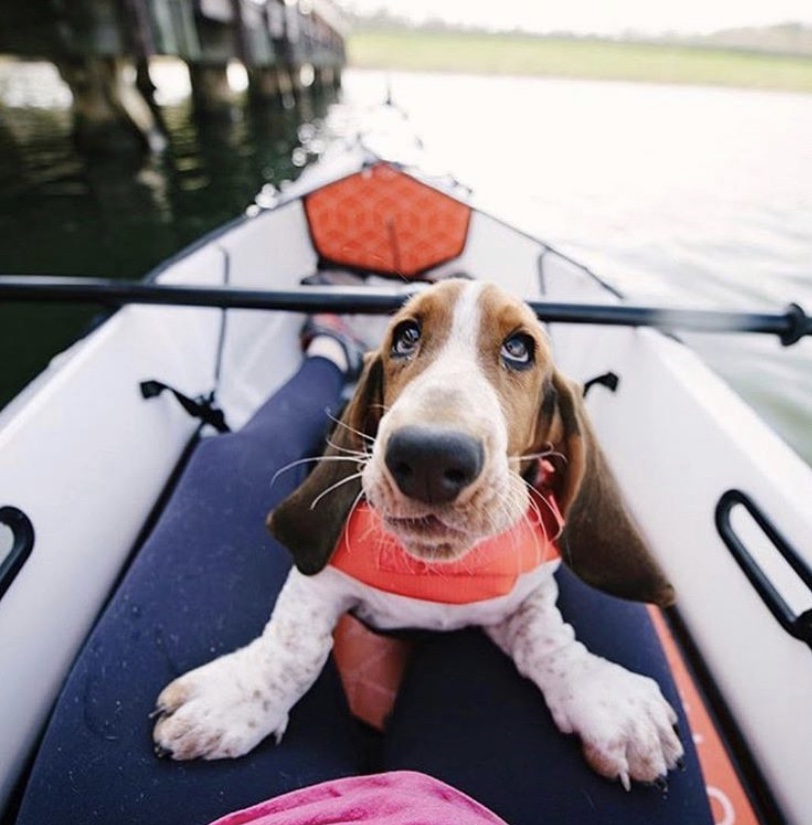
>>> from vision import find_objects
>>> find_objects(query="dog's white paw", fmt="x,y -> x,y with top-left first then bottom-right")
152,648 -> 288,761
547,659 -> 684,789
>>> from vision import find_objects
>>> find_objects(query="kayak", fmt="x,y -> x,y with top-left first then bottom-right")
1,112 -> 810,825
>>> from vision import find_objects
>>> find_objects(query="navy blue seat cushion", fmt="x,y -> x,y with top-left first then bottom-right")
16,355 -> 712,825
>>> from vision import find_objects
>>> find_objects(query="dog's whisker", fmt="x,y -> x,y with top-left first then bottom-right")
509,507 -> 533,573
270,454 -> 365,486
324,437 -> 370,459
542,451 -> 569,467
504,475 -> 531,521
511,447 -> 568,465
326,412 -> 376,445
501,469 -> 550,565
342,489 -> 368,554
373,517 -> 395,559
526,490 -> 550,545
515,470 -> 561,528
309,472 -> 365,511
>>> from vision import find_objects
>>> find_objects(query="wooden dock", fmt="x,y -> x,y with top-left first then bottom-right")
0,0 -> 347,150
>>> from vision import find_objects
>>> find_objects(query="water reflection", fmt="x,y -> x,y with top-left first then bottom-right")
0,60 -> 338,407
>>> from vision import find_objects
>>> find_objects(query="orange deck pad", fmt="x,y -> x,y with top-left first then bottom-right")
304,163 -> 471,278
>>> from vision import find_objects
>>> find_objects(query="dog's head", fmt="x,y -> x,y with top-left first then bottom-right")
268,279 -> 674,607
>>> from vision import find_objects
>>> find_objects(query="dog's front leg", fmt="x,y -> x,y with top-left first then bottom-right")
153,569 -> 351,760
484,575 -> 683,789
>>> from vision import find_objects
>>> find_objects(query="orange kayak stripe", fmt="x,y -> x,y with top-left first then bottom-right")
648,606 -> 760,825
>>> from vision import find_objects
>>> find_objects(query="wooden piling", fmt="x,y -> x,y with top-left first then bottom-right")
0,0 -> 347,148
56,56 -> 150,153
188,63 -> 240,115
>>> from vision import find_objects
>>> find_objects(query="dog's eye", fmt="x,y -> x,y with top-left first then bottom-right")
391,320 -> 421,358
501,333 -> 534,369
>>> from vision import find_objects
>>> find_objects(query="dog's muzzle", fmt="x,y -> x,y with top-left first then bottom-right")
384,425 -> 484,505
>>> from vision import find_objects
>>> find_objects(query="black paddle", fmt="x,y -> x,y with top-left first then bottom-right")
0,275 -> 808,346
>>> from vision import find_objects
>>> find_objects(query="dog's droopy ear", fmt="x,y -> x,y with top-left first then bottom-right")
545,372 -> 675,607
267,354 -> 383,575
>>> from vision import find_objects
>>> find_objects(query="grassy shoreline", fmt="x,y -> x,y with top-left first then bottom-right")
347,29 -> 812,94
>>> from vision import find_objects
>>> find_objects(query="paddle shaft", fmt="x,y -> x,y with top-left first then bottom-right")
0,275 -> 808,346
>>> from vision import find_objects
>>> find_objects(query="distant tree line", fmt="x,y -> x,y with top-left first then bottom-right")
346,11 -> 812,57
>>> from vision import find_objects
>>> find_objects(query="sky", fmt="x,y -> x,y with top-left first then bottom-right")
340,0 -> 812,36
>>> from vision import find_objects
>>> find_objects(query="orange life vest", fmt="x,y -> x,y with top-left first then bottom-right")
329,475 -> 563,605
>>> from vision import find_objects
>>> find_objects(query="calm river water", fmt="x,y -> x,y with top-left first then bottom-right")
2,65 -> 812,464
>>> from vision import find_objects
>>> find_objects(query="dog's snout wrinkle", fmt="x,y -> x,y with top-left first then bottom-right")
385,425 -> 484,505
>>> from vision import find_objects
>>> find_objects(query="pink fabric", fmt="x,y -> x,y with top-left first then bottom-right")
208,771 -> 509,825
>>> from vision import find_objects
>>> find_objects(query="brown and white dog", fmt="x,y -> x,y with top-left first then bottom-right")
153,278 -> 683,789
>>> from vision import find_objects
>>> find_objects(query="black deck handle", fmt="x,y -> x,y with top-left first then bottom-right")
716,490 -> 812,649
0,506 -> 35,601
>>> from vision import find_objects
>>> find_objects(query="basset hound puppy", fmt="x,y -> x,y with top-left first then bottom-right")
153,278 -> 683,790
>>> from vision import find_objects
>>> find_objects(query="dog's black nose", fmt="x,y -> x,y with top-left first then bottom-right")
385,425 -> 484,504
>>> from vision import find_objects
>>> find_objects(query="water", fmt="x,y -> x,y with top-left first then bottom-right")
346,72 -> 812,465
0,60 -> 334,409
1,64 -> 811,465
